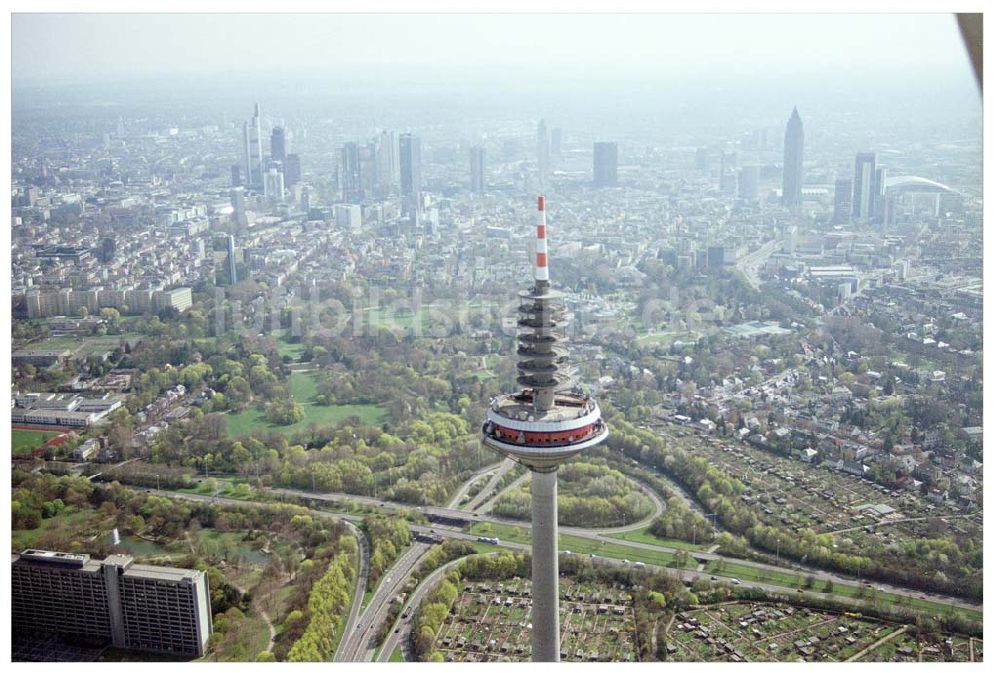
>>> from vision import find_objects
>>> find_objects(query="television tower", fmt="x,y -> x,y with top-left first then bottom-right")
481,196 -> 609,662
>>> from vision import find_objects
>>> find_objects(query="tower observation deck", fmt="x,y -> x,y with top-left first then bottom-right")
481,196 -> 609,662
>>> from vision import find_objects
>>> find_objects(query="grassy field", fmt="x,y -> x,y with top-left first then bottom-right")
32,333 -> 143,354
700,559 -> 982,623
605,526 -> 708,551
12,429 -> 61,455
225,370 -> 386,438
389,646 -> 404,662
469,522 -> 697,569
10,506 -> 101,550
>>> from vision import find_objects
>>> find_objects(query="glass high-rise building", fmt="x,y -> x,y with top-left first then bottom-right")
470,145 -> 485,193
832,178 -> 853,224
399,133 -> 422,195
593,141 -> 618,187
242,103 -> 264,192
852,152 -> 877,220
781,107 -> 804,207
270,126 -> 286,163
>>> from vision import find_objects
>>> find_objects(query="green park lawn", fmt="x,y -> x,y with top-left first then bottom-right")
225,370 -> 386,438
12,429 -> 61,455
606,526 -> 709,551
469,521 -> 696,569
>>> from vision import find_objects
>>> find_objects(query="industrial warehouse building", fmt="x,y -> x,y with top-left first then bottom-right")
11,549 -> 212,658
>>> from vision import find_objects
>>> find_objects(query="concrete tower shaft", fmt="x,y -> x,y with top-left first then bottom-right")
481,196 -> 609,662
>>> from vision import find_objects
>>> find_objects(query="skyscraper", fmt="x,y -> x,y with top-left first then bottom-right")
242,103 -> 264,192
470,145 -> 485,194
852,152 -> 877,220
227,235 -> 239,285
265,162 -> 285,204
873,167 -> 887,225
738,165 -> 760,201
399,133 -> 422,195
377,130 -> 399,195
481,197 -> 608,662
781,107 -> 804,207
537,119 -> 550,188
832,178 -> 852,224
593,141 -> 618,187
270,126 -> 286,163
284,153 -> 301,186
230,187 -> 247,228
341,142 -> 363,203
230,163 -> 241,188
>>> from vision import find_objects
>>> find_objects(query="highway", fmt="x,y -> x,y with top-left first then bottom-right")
335,541 -> 433,662
332,520 -> 369,661
134,483 -> 980,661
141,486 -> 982,616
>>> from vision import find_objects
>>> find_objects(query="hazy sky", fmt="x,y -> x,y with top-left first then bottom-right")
12,13 -> 974,86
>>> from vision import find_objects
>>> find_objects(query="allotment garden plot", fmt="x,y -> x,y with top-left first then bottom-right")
664,602 -> 982,662
688,435 -> 981,557
436,577 -> 637,662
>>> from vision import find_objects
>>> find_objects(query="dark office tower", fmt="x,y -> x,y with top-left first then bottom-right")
537,119 -> 550,188
399,133 -> 422,195
284,153 -> 301,185
341,142 -> 363,203
242,103 -> 264,192
99,237 -> 116,263
695,147 -> 710,170
270,127 -> 286,163
781,107 -> 804,207
551,128 -> 562,156
832,178 -> 852,224
852,152 -> 877,220
230,163 -> 241,187
470,145 -> 485,193
738,165 -> 760,201
593,142 -> 618,187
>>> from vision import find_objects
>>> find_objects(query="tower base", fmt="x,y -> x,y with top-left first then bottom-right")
531,468 -> 560,662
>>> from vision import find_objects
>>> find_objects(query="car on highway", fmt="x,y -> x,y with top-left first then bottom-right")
730,578 -> 741,585
710,576 -> 717,581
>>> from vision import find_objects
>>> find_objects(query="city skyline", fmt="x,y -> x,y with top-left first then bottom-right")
6,8 -> 985,665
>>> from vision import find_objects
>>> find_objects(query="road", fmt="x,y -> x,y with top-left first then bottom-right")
375,555 -> 470,662
447,460 -> 504,509
332,520 -> 369,661
140,487 -> 981,617
462,458 -> 517,511
336,542 -> 433,662
148,489 -> 983,612
735,239 -> 782,290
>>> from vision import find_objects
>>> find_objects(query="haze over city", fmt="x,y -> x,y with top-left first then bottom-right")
7,9 -> 984,666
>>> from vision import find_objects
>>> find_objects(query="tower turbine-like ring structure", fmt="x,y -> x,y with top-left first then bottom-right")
481,195 -> 609,662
